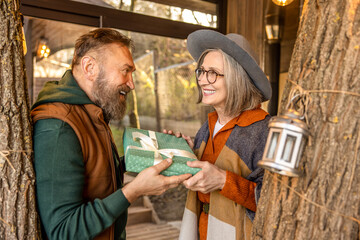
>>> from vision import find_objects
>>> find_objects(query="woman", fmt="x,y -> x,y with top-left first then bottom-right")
176,30 -> 272,240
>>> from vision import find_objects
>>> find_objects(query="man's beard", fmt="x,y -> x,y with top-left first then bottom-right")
92,69 -> 131,121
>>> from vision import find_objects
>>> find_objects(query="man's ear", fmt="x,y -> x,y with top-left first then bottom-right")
81,56 -> 98,81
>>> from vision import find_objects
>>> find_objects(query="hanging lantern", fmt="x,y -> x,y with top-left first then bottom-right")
37,37 -> 51,59
258,106 -> 309,177
272,0 -> 295,6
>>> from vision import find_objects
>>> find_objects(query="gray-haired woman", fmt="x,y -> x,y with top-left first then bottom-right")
170,30 -> 272,240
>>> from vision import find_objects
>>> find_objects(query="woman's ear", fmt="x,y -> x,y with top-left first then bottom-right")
81,55 -> 98,81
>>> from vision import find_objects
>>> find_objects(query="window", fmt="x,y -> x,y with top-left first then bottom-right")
22,0 -> 226,138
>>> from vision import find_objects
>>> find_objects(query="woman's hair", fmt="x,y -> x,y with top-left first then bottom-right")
196,49 -> 263,116
71,28 -> 133,69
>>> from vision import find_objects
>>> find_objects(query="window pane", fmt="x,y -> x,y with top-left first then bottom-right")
72,0 -> 217,27
282,135 -> 296,162
267,132 -> 279,159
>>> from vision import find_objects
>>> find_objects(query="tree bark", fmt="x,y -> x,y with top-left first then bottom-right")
252,0 -> 360,239
0,0 -> 40,239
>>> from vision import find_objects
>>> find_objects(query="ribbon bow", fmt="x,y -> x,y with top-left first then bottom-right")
127,130 -> 197,165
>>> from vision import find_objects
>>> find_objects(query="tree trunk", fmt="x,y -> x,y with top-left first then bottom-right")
128,90 -> 140,129
252,0 -> 360,239
0,0 -> 40,239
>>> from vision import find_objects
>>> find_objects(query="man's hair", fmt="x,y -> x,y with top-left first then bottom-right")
196,49 -> 263,116
71,28 -> 133,69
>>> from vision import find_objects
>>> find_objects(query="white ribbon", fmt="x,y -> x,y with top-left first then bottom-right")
126,130 -> 197,165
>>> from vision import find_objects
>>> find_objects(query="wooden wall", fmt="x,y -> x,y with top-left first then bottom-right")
226,0 -> 266,69
226,0 -> 301,73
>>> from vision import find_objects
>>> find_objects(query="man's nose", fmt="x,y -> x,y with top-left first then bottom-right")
126,74 -> 135,90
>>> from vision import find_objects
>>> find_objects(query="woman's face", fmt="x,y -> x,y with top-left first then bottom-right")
198,51 -> 227,110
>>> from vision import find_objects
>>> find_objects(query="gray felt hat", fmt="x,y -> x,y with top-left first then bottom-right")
187,30 -> 272,101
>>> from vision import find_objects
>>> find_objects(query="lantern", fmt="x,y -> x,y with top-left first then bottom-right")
37,37 -> 50,59
258,108 -> 309,177
272,0 -> 295,6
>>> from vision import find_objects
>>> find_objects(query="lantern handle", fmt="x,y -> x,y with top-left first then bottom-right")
286,94 -> 308,120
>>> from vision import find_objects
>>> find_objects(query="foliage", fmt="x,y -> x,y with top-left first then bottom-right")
126,32 -> 200,122
103,0 -> 217,28
130,52 -> 156,117
110,125 -> 125,156
161,65 -> 200,121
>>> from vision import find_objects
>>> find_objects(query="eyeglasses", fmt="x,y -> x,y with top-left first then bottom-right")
195,68 -> 224,84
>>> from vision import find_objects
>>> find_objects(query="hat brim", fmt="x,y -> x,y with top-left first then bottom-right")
187,30 -> 272,101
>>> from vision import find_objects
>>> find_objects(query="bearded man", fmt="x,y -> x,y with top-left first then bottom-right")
31,28 -> 191,240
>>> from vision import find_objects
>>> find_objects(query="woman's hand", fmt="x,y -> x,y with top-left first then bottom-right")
162,129 -> 194,150
183,160 -> 226,194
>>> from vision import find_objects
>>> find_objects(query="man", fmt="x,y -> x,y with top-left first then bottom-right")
31,28 -> 191,240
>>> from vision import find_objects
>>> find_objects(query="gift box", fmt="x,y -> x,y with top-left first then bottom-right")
123,127 -> 201,176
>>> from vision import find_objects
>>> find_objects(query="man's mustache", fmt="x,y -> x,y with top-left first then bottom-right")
118,85 -> 131,96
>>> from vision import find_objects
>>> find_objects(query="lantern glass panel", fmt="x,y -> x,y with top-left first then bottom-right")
281,135 -> 296,162
267,131 -> 280,159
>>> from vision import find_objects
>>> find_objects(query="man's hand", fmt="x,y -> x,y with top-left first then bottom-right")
182,161 -> 226,194
122,158 -> 192,203
162,129 -> 194,150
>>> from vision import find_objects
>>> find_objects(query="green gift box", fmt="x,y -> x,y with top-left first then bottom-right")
123,127 -> 201,176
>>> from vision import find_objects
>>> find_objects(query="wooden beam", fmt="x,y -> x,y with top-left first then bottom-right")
217,0 -> 227,34
20,4 -> 99,27
20,0 -> 217,39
